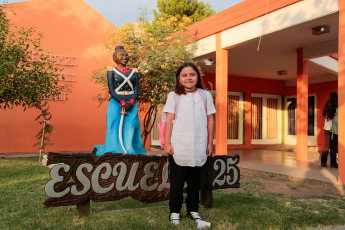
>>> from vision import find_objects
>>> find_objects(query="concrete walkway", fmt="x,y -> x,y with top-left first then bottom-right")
149,145 -> 340,184
0,145 -> 340,184
228,146 -> 339,184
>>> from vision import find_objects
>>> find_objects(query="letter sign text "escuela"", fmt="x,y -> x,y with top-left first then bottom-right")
44,152 -> 240,207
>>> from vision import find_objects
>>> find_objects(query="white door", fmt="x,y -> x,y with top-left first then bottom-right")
251,93 -> 282,145
284,95 -> 317,146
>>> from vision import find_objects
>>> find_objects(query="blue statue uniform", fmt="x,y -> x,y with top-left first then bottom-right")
93,67 -> 147,156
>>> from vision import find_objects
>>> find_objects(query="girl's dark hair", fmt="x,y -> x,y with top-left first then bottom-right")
174,62 -> 204,95
323,92 -> 338,120
112,45 -> 127,62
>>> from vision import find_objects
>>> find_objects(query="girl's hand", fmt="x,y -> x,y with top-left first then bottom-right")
164,143 -> 174,155
164,113 -> 175,155
206,114 -> 215,157
206,143 -> 213,156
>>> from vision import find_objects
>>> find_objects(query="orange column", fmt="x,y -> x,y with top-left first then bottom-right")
215,33 -> 228,155
338,0 -> 345,183
296,48 -> 308,161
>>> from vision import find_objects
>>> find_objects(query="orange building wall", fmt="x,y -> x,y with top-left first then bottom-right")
203,74 -> 285,95
0,0 -> 118,153
203,73 -> 337,150
338,0 -> 345,183
1,0 -> 338,154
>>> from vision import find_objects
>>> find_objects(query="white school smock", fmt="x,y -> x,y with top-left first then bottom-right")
163,90 -> 216,167
323,118 -> 332,131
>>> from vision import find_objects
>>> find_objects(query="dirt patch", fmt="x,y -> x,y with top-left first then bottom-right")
228,168 -> 345,198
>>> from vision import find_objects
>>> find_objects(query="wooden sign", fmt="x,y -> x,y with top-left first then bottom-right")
44,152 -> 240,208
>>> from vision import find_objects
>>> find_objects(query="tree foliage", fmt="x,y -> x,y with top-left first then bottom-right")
0,5 -> 67,110
91,14 -> 199,145
0,5 -> 70,150
153,0 -> 215,24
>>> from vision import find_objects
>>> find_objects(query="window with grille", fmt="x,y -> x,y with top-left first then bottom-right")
251,97 -> 262,139
267,98 -> 278,139
228,95 -> 240,139
251,93 -> 281,144
287,96 -> 315,136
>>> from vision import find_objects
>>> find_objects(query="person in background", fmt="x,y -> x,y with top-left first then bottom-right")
329,92 -> 338,168
321,92 -> 337,167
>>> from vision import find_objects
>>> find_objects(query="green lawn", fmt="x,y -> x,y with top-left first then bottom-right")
1,157 -> 345,229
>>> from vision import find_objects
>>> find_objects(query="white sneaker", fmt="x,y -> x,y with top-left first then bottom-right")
187,211 -> 201,220
169,212 -> 180,225
187,212 -> 211,229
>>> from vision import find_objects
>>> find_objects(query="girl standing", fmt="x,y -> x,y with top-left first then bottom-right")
321,92 -> 338,167
329,92 -> 338,168
163,62 -> 216,228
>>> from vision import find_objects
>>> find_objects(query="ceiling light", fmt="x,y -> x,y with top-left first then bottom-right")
277,70 -> 287,76
204,59 -> 215,66
312,25 -> 330,35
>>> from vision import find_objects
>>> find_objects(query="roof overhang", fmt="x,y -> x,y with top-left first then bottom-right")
192,0 -> 339,83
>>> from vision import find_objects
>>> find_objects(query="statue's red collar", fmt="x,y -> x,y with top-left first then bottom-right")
116,66 -> 130,73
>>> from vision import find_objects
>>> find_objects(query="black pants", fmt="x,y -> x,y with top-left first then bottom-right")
321,130 -> 331,165
169,155 -> 204,214
329,134 -> 338,166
